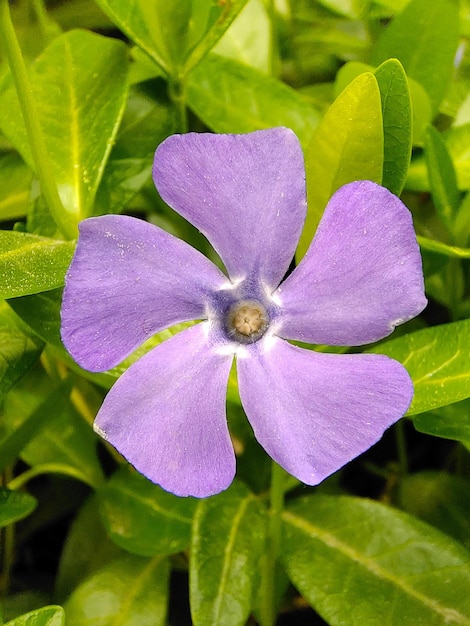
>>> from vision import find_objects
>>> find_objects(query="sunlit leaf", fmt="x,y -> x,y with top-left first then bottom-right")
4,606 -> 64,626
369,319 -> 470,415
0,29 -> 129,225
0,152 -> 32,221
0,231 -> 74,299
298,72 -> 383,259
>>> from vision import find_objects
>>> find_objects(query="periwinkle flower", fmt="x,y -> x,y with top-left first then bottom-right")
61,127 -> 427,497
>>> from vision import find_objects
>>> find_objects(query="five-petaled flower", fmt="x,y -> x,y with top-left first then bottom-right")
61,127 -> 427,498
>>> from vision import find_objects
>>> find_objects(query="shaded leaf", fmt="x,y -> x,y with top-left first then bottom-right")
99,465 -> 197,556
0,152 -> 32,221
282,495 -> 470,626
190,481 -> 266,626
64,555 -> 168,626
0,487 -> 37,527
413,397 -> 470,444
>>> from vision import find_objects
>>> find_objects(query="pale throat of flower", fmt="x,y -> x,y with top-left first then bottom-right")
225,299 -> 269,344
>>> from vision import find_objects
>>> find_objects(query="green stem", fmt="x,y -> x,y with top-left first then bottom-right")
0,0 -> 75,240
259,461 -> 286,626
395,419 -> 409,476
168,75 -> 189,133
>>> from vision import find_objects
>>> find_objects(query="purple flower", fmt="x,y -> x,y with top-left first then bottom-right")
61,128 -> 427,498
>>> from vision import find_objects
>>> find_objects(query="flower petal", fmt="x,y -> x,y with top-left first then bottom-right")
237,337 -> 412,486
152,128 -> 307,289
276,181 -> 427,345
61,214 -> 228,371
94,323 -> 235,498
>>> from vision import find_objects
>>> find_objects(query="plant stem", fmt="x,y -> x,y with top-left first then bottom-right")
395,419 -> 409,476
0,0 -> 75,240
168,75 -> 189,133
259,461 -> 286,626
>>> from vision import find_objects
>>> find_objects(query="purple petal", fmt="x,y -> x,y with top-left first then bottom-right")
237,337 -> 412,485
61,215 -> 228,372
276,181 -> 427,345
152,128 -> 307,289
94,323 -> 235,498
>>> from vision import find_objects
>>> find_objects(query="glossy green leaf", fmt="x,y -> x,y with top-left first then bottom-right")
298,72 -> 383,259
374,59 -> 412,195
187,53 -> 319,148
94,88 -> 177,216
368,319 -> 470,415
370,0 -> 459,113
398,472 -> 470,548
64,555 -> 168,626
99,465 -> 197,556
0,302 -> 43,402
0,29 -> 129,225
282,495 -> 470,626
190,481 -> 266,626
0,153 -> 32,221
0,231 -> 74,299
0,487 -> 37,527
424,126 -> 460,232
413,397 -> 470,444
5,606 -> 64,626
95,0 -> 248,77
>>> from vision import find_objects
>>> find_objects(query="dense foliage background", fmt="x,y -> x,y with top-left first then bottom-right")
0,0 -> 470,624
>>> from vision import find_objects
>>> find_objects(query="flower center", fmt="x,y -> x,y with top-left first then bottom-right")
225,299 -> 269,343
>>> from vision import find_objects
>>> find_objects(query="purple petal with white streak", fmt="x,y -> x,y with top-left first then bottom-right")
152,128 -> 306,289
94,323 -> 235,498
276,181 -> 427,345
61,214 -> 228,372
237,337 -> 412,485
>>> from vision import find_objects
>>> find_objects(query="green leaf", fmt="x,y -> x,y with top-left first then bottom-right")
4,607 -> 64,626
94,87 -> 177,216
298,72 -> 383,259
447,123 -> 470,190
413,397 -> 470,444
0,380 -> 73,474
398,472 -> 470,548
0,487 -> 37,527
424,126 -> 460,233
417,236 -> 470,259
95,0 -> 248,77
0,231 -> 74,299
370,0 -> 459,113
64,555 -> 168,626
190,481 -> 266,626
213,0 -> 272,73
374,59 -> 412,195
368,319 -> 470,415
0,302 -> 43,402
0,29 -> 129,224
98,465 -> 197,556
56,494 -> 124,600
0,153 -> 32,221
2,368 -> 104,488
186,53 -> 319,148
282,495 -> 470,626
